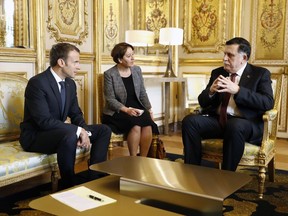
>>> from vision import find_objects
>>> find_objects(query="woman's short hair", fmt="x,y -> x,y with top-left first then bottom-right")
111,42 -> 134,64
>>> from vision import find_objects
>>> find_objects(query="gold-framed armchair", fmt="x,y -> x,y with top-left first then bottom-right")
193,73 -> 282,199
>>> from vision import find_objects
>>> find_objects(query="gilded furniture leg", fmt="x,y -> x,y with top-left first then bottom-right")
51,163 -> 59,192
150,135 -> 158,158
258,166 -> 266,199
108,142 -> 113,160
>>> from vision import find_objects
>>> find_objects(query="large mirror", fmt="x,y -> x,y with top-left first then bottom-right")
0,0 -> 30,48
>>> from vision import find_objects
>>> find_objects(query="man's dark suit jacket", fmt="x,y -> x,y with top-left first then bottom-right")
198,63 -> 274,144
20,67 -> 86,150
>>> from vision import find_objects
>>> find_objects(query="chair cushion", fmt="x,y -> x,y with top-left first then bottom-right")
202,139 -> 275,159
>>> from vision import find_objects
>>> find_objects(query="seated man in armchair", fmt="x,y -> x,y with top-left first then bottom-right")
182,37 -> 274,171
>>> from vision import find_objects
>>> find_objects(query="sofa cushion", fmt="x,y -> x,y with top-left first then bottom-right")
0,140 -> 90,181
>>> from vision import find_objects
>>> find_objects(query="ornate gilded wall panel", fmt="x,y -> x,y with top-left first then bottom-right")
183,0 -> 226,53
251,0 -> 287,64
102,0 -> 120,53
47,0 -> 88,45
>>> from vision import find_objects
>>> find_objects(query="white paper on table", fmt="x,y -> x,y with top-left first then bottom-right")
50,186 -> 116,212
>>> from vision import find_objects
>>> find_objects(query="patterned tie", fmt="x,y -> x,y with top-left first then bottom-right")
219,73 -> 237,128
59,81 -> 66,114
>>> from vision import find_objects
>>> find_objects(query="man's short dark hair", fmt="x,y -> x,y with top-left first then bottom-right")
111,42 -> 134,64
226,37 -> 251,60
50,43 -> 80,67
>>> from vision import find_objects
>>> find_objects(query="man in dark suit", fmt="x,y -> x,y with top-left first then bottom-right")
20,43 -> 111,188
182,37 -> 274,171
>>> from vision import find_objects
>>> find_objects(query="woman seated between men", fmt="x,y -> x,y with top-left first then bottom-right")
102,42 -> 159,156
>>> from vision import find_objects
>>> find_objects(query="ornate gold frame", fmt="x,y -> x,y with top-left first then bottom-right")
250,0 -> 287,64
183,0 -> 227,53
74,71 -> 88,121
14,0 -> 29,47
47,0 -> 89,45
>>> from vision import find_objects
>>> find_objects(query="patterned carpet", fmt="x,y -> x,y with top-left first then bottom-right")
0,161 -> 288,216
223,168 -> 288,216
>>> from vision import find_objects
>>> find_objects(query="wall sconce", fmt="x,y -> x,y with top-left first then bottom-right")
125,30 -> 154,55
159,27 -> 183,77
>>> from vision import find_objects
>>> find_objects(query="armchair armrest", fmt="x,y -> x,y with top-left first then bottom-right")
260,109 -> 278,153
262,109 -> 277,121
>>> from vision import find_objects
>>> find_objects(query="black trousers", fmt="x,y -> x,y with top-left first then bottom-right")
28,124 -> 111,187
181,114 -> 261,171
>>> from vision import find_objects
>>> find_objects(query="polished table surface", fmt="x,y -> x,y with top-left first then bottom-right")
29,175 -> 180,216
30,157 -> 251,215
90,156 -> 251,200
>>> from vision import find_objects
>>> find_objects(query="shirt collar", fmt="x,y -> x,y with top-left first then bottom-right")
50,68 -> 65,83
234,62 -> 247,77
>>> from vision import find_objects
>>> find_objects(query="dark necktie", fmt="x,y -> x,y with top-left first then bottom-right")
219,73 -> 237,128
59,81 -> 66,114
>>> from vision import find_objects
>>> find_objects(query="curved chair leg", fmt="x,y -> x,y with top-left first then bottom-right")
268,157 -> 275,182
108,142 -> 113,160
151,135 -> 159,158
51,163 -> 59,192
258,166 -> 266,199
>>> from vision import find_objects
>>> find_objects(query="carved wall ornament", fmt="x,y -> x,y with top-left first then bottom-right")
183,0 -> 226,53
251,0 -> 287,64
146,0 -> 168,44
260,0 -> 283,50
192,0 -> 217,42
47,0 -> 88,45
104,2 -> 119,52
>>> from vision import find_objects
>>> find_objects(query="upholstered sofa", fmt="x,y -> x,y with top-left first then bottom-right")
0,73 -> 90,192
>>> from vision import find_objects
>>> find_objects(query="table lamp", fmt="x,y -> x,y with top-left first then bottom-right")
125,30 -> 154,55
159,27 -> 183,77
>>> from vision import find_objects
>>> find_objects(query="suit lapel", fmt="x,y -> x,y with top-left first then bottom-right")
46,69 -> 63,117
239,64 -> 252,86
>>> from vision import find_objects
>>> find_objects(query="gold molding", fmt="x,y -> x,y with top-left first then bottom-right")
74,71 -> 88,121
47,0 -> 89,45
179,58 -> 223,66
0,47 -> 36,62
0,72 -> 27,79
183,0 -> 227,53
14,0 -> 30,47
